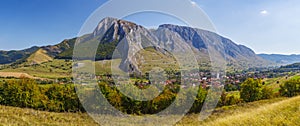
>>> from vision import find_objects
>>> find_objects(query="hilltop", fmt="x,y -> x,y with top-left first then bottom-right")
26,49 -> 53,64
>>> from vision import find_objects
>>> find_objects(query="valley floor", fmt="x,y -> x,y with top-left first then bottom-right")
0,96 -> 299,126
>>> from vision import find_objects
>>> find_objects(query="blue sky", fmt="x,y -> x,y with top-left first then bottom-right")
0,0 -> 299,54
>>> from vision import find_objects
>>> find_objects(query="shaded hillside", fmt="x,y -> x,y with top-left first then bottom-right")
271,62 -> 300,73
0,46 -> 39,64
42,38 -> 77,59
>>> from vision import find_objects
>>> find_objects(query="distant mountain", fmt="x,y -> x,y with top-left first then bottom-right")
0,46 -> 39,64
266,62 -> 300,74
0,17 -> 271,71
42,38 -> 76,59
259,54 -> 300,65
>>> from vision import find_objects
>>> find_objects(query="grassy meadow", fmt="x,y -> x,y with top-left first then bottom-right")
193,95 -> 300,126
0,95 -> 299,126
0,59 -> 72,79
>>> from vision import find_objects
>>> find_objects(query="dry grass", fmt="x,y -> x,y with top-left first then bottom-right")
27,49 -> 53,64
0,72 -> 45,80
0,59 -> 71,79
178,96 -> 300,126
0,96 -> 299,125
0,105 -> 97,126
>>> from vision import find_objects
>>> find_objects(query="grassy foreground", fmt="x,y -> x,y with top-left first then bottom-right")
179,96 -> 300,126
0,105 -> 97,126
0,96 -> 299,125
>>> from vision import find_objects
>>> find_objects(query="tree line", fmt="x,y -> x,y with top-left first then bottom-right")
0,76 -> 299,114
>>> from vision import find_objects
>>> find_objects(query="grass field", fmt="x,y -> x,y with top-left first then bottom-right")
0,59 -> 72,79
179,96 -> 300,126
0,72 -> 44,80
0,95 -> 299,125
263,74 -> 300,93
0,105 -> 97,126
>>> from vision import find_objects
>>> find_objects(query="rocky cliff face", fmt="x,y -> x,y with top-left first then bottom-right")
75,17 -> 270,72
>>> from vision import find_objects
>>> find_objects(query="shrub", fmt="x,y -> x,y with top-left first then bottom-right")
0,79 -> 46,109
218,91 -> 241,106
240,78 -> 262,102
0,79 -> 83,112
261,86 -> 274,99
279,79 -> 300,97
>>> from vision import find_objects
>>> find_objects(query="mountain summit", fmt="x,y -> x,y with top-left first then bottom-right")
0,17 -> 271,70
74,17 -> 270,71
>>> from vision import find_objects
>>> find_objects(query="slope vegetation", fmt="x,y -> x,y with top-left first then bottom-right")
26,49 -> 53,64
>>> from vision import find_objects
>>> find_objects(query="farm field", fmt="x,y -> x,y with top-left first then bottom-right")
0,60 -> 72,79
0,72 -> 44,80
263,74 -> 300,93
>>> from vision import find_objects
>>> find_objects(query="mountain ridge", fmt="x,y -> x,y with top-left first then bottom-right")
0,17 -> 272,70
259,54 -> 300,65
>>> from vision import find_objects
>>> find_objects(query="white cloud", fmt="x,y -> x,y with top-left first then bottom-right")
191,1 -> 197,6
260,10 -> 269,15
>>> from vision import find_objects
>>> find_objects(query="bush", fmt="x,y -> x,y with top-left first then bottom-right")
0,79 -> 83,112
261,86 -> 274,99
279,79 -> 300,97
240,78 -> 262,102
218,91 -> 241,106
0,79 -> 46,109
